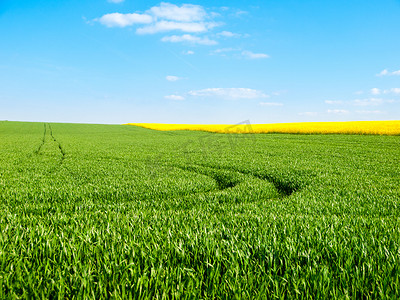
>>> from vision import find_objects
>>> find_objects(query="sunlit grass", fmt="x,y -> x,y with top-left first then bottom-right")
127,120 -> 400,135
1,121 -> 400,298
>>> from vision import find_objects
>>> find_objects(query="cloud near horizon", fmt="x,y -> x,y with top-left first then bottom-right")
166,75 -> 182,81
188,88 -> 269,99
161,34 -> 217,45
165,94 -> 185,100
259,102 -> 283,106
377,69 -> 400,76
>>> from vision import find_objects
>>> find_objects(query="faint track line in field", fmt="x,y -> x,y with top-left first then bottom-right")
48,124 -> 66,162
34,123 -> 47,154
33,124 -> 66,172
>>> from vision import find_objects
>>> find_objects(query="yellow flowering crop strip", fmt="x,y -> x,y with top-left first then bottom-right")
126,120 -> 400,135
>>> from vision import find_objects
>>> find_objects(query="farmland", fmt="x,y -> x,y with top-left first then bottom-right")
0,121 -> 400,298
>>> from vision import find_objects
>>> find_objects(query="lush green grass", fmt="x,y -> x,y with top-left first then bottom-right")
0,121 -> 399,299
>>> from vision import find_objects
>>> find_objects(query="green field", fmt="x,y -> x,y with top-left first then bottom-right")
1,121 -> 400,298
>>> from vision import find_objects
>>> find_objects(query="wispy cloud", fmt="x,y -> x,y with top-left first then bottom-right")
137,21 -> 217,34
241,50 -> 269,59
377,69 -> 400,76
356,110 -> 384,114
161,34 -> 217,45
211,48 -> 269,59
325,100 -> 343,105
217,31 -> 241,38
189,88 -> 269,99
166,75 -> 182,81
259,102 -> 283,106
298,112 -> 318,116
98,13 -> 153,27
210,48 -> 238,56
165,95 -> 185,101
108,0 -> 124,3
327,109 -> 349,114
183,50 -> 195,55
383,88 -> 400,94
353,98 -> 385,106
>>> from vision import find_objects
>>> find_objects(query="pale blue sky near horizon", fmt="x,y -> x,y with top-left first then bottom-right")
1,0 -> 399,124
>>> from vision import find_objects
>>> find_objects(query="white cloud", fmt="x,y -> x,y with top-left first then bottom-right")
149,3 -> 206,22
356,110 -> 384,114
377,69 -> 389,76
97,3 -> 219,37
259,102 -> 283,106
161,34 -> 217,45
242,50 -> 269,59
383,88 -> 400,94
217,31 -> 240,38
108,0 -> 124,3
137,21 -> 214,34
165,95 -> 185,101
166,75 -> 181,81
183,50 -> 195,55
211,48 -> 238,55
298,112 -> 318,116
371,88 -> 381,95
354,90 -> 364,95
325,100 -> 343,104
353,98 -> 384,106
377,69 -> 400,76
98,13 -> 152,27
327,109 -> 349,114
188,88 -> 269,99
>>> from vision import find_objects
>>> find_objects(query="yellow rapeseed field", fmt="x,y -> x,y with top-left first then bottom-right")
126,120 -> 400,135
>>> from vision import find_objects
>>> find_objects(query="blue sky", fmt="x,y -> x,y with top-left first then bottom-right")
1,0 -> 399,124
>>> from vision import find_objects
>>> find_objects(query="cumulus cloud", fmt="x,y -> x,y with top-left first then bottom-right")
165,95 -> 185,100
377,69 -> 400,76
327,109 -> 349,114
97,3 -> 218,36
149,3 -> 206,22
242,50 -> 269,59
161,34 -> 217,45
166,75 -> 181,81
188,88 -> 269,99
98,13 -> 152,27
371,88 -> 381,95
259,102 -> 283,106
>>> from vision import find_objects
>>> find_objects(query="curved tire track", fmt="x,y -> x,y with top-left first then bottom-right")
171,163 -> 298,198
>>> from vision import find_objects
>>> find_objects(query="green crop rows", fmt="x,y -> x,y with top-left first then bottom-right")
0,121 -> 399,298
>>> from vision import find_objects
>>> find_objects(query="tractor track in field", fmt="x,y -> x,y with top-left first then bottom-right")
34,123 -> 66,169
48,124 -> 66,162
34,123 -> 47,154
170,163 -> 300,198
